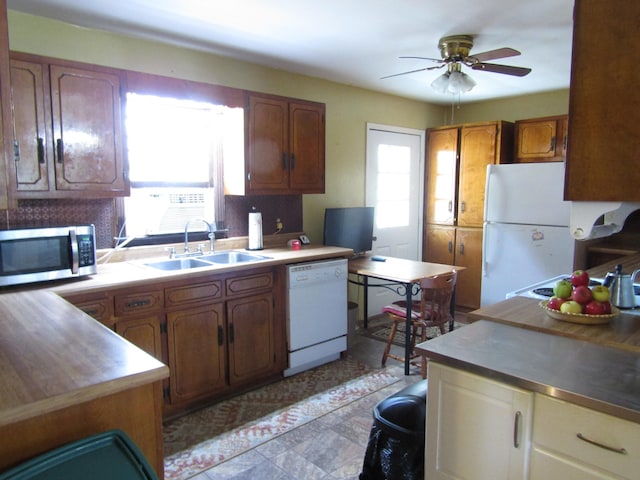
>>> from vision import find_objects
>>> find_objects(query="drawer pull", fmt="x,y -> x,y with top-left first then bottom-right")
576,433 -> 628,455
125,299 -> 151,309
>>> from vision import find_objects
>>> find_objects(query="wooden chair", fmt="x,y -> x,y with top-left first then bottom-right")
380,271 -> 457,378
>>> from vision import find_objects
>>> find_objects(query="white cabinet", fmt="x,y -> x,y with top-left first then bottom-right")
425,362 -> 533,480
530,394 -> 639,480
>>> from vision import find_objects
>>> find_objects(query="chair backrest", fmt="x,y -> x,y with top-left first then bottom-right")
416,271 -> 457,327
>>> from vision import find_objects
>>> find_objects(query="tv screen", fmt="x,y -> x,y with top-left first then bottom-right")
323,207 -> 375,256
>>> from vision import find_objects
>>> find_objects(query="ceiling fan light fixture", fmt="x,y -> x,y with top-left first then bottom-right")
431,63 -> 476,95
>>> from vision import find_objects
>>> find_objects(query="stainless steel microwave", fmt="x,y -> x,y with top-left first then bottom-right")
0,225 -> 97,287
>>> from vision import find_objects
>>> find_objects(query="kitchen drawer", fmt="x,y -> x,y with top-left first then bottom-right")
226,271 -> 273,298
165,280 -> 223,308
114,289 -> 163,316
64,292 -> 114,326
532,394 -> 639,479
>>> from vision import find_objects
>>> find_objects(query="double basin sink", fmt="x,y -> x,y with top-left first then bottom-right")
143,251 -> 272,271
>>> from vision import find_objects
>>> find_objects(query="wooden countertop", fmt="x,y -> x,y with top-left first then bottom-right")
0,290 -> 169,427
468,252 -> 640,353
32,245 -> 353,296
0,245 -> 350,428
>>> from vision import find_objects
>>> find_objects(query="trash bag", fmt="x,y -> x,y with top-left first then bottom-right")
359,380 -> 427,480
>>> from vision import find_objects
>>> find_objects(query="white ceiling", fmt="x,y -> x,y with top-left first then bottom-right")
7,0 -> 575,105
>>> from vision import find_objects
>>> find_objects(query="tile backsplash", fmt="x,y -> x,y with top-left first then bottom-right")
0,195 -> 304,249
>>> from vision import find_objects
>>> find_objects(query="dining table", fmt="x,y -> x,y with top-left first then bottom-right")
348,255 -> 463,375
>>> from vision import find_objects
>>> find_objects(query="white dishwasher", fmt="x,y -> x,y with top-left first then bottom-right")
285,258 -> 348,377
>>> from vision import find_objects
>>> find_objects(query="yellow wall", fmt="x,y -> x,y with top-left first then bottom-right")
7,10 -> 569,242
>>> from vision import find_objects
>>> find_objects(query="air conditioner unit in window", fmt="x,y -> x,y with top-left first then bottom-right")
127,188 -> 215,236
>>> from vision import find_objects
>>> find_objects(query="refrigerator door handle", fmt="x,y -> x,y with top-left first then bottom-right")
482,224 -> 488,277
484,164 -> 497,221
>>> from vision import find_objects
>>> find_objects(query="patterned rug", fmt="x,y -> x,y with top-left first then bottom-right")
163,358 -> 401,480
362,321 -> 465,346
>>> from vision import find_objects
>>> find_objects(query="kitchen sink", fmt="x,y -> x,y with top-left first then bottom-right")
142,251 -> 272,271
143,258 -> 214,271
197,251 -> 272,264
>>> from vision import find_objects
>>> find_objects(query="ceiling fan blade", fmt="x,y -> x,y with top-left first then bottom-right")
399,56 -> 443,62
380,64 -> 444,79
471,62 -> 532,77
470,47 -> 521,62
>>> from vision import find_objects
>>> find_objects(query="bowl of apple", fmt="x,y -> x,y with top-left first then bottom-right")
539,269 -> 620,325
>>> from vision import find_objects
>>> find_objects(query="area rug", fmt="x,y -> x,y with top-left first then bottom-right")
163,358 -> 401,480
362,321 -> 466,346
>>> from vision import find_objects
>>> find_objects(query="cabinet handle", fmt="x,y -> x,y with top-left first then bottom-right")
125,299 -> 151,309
447,240 -> 453,253
282,152 -> 287,170
576,433 -> 628,455
550,136 -> 556,151
56,139 -> 64,164
459,242 -> 464,255
290,153 -> 295,169
229,323 -> 235,343
460,201 -> 466,213
563,135 -> 567,151
37,138 -> 45,164
217,325 -> 224,346
513,411 -> 522,448
448,200 -> 453,213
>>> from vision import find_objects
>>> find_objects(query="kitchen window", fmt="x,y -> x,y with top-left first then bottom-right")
121,93 -> 244,242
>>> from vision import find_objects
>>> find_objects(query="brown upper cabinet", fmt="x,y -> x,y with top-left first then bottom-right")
9,53 -> 129,199
565,0 -> 640,201
226,93 -> 325,195
514,115 -> 568,163
0,0 -> 11,209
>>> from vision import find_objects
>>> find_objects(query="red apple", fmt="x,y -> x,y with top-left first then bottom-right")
584,301 -> 606,315
591,285 -> 611,302
547,296 -> 567,311
571,285 -> 593,305
600,301 -> 612,314
570,270 -> 590,287
560,300 -> 583,314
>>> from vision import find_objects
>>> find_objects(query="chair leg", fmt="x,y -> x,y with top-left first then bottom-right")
420,324 -> 428,379
381,319 -> 399,367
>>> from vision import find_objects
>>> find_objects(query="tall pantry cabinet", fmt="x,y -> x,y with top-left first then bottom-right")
423,121 -> 513,309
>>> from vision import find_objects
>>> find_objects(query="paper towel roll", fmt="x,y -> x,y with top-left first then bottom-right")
248,212 -> 263,250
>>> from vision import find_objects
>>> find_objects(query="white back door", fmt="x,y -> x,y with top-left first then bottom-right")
365,123 -> 425,317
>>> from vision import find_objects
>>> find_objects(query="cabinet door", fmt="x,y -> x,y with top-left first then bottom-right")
115,314 -> 163,361
227,292 -> 276,385
0,0 -> 11,209
515,118 -> 558,162
49,64 -> 127,193
10,60 -> 51,192
426,362 -> 533,480
425,128 -> 458,225
289,101 -> 325,193
167,303 -> 226,404
423,224 -> 455,265
247,95 -> 289,193
458,124 -> 497,227
565,0 -> 640,201
454,227 -> 482,309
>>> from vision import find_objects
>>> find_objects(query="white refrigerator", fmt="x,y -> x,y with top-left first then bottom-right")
480,162 -> 576,306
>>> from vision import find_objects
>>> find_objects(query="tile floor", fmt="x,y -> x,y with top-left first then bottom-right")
185,315 -> 447,480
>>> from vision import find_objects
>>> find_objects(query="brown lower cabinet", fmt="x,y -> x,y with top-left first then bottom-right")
423,224 -> 483,310
63,265 -> 286,417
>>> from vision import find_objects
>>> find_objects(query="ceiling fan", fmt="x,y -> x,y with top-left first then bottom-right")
382,35 -> 532,93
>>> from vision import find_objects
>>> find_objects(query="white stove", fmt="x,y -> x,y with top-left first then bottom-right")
506,274 -> 640,316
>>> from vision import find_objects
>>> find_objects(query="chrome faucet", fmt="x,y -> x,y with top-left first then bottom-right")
183,218 -> 214,255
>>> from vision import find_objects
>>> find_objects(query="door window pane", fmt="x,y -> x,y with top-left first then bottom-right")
376,144 -> 410,228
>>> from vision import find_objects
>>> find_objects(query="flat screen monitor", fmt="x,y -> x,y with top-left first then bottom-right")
323,207 -> 375,256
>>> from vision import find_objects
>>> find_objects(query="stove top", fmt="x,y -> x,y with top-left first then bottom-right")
506,275 -> 640,316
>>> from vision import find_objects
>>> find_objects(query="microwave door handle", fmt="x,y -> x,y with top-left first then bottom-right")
69,229 -> 79,274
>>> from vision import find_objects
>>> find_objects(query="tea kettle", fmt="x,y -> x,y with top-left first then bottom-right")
602,263 -> 640,309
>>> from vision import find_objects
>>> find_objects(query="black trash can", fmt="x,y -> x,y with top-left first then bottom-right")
359,379 -> 427,480
359,380 -> 427,480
